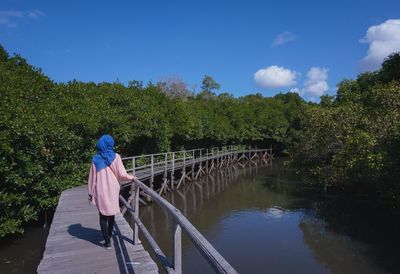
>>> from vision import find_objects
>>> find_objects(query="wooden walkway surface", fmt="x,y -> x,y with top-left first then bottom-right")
37,185 -> 158,274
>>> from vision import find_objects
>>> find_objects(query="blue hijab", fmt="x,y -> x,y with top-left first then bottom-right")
92,134 -> 116,172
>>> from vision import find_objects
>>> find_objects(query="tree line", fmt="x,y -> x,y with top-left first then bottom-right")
1,43 -> 399,238
291,53 -> 400,209
0,45 -> 305,237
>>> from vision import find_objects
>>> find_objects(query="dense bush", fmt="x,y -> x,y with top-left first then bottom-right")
291,53 -> 400,207
0,45 -> 304,237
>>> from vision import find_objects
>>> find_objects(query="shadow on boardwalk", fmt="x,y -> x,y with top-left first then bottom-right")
67,223 -> 136,273
67,224 -> 103,247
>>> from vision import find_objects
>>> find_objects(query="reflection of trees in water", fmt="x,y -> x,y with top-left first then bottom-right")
136,160 -> 276,265
300,214 -> 382,274
301,199 -> 400,274
134,158 -> 400,274
262,162 -> 400,273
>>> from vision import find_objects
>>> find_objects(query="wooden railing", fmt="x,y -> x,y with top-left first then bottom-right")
120,178 -> 238,274
122,146 -> 272,191
119,146 -> 273,273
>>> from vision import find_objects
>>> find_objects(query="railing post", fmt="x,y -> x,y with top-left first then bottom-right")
132,182 -> 139,245
150,155 -> 154,189
171,152 -> 175,189
164,153 -> 168,179
172,221 -> 182,274
132,157 -> 136,176
130,157 -> 136,212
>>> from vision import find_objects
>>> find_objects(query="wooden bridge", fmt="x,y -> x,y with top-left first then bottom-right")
38,146 -> 273,274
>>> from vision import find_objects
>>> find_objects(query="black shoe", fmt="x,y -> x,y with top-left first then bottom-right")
103,242 -> 111,250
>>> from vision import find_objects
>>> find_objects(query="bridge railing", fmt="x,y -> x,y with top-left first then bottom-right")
121,146 -> 273,195
121,145 -> 267,173
120,177 -> 238,274
118,146 -> 273,273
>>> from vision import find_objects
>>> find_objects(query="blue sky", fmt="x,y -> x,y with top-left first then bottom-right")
1,0 -> 400,100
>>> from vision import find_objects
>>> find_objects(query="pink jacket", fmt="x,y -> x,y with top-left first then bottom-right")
87,153 -> 133,216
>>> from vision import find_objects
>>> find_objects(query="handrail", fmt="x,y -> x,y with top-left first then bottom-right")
119,195 -> 174,273
122,147 -> 273,177
120,178 -> 238,274
119,146 -> 273,272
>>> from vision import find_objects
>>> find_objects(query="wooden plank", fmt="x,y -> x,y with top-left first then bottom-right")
37,186 -> 158,274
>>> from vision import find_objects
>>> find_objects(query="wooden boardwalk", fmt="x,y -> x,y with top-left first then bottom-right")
123,147 -> 273,197
38,147 -> 272,274
37,185 -> 158,274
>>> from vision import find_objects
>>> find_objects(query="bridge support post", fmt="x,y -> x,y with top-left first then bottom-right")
249,146 -> 251,161
159,153 -> 169,195
182,151 -> 186,185
199,149 -> 202,175
209,148 -> 215,173
206,149 -> 209,173
132,182 -> 139,245
191,150 -> 195,180
217,147 -> 220,168
177,151 -> 187,188
150,155 -> 154,189
164,153 -> 167,180
171,152 -> 175,190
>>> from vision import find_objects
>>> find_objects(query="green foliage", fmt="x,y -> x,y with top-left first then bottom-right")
379,52 -> 400,83
292,52 -> 400,207
0,45 -> 303,238
201,75 -> 220,93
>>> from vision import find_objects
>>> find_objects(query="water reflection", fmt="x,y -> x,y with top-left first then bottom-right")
133,159 -> 400,274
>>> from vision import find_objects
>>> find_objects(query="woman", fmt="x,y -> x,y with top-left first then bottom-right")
87,134 -> 136,249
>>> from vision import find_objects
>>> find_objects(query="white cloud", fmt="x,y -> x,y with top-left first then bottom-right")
360,19 -> 400,71
303,67 -> 329,97
0,9 -> 44,28
272,31 -> 297,46
254,65 -> 298,89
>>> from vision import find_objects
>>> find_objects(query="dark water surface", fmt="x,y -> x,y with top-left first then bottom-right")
0,225 -> 48,274
137,159 -> 400,274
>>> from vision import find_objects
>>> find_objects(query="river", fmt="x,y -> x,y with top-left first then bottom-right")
137,158 -> 400,274
1,158 -> 399,273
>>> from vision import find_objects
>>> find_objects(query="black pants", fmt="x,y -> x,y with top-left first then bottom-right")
99,213 -> 115,245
